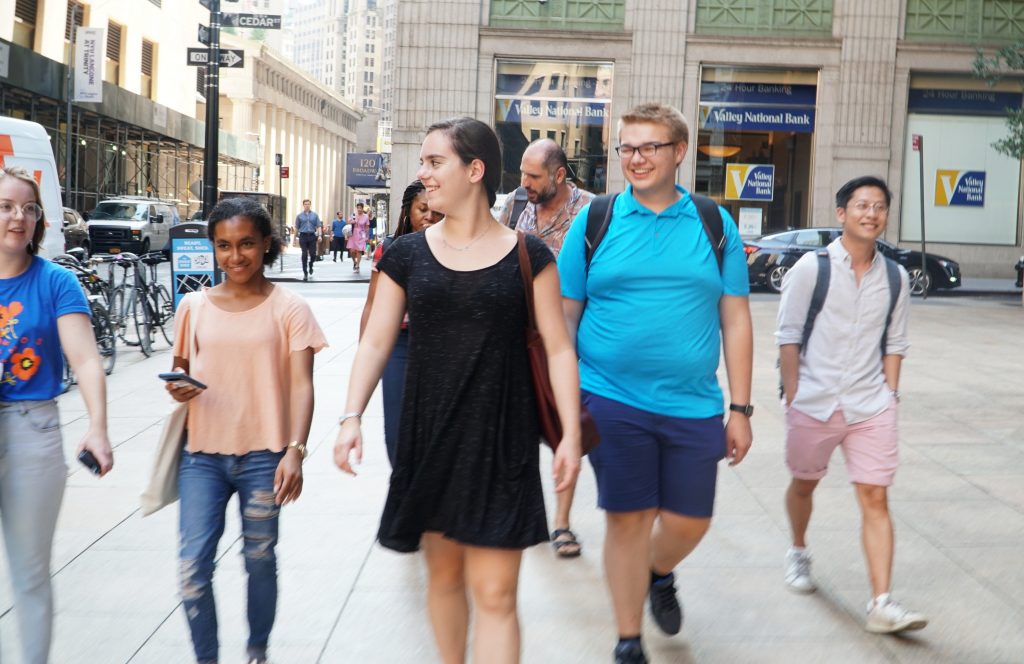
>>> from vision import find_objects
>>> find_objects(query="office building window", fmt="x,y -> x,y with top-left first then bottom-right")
141,39 -> 156,99
494,59 -> 614,194
106,22 -> 122,85
13,0 -> 37,49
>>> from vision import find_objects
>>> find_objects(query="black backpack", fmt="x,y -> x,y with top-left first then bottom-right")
506,186 -> 530,229
778,249 -> 902,397
584,193 -> 726,273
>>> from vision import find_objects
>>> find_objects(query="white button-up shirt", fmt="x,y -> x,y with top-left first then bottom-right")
775,238 -> 910,423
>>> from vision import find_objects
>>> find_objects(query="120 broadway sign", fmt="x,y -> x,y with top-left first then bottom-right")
725,164 -> 775,201
935,170 -> 985,207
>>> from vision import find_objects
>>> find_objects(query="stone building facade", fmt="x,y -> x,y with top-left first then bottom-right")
390,0 -> 1024,278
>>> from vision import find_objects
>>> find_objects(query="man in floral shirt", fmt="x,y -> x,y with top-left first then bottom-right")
498,139 -> 594,559
498,139 -> 595,258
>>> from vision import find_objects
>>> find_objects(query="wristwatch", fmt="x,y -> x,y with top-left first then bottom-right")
287,441 -> 308,459
729,403 -> 754,417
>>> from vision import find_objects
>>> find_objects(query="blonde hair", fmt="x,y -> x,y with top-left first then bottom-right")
618,103 -> 690,145
0,165 -> 46,255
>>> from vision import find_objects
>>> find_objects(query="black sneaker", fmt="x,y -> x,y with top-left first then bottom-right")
613,640 -> 648,664
648,573 -> 682,635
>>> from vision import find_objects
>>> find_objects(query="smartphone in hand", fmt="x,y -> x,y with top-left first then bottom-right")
158,372 -> 208,390
78,450 -> 102,475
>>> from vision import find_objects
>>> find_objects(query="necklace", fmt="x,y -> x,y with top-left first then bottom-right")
440,221 -> 494,252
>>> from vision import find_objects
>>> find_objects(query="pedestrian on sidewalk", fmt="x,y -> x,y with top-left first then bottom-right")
776,176 -> 927,634
347,203 -> 370,272
167,197 -> 327,664
334,117 -> 582,664
331,211 -> 347,262
358,179 -> 441,466
295,198 -> 321,281
498,138 -> 594,559
557,103 -> 753,664
0,165 -> 114,664
317,219 -> 330,261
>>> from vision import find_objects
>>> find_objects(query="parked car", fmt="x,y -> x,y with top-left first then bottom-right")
1015,256 -> 1023,288
61,207 -> 90,256
745,228 -> 961,295
87,197 -> 180,254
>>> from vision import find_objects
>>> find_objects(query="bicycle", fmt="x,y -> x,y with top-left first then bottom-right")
105,251 -> 174,357
52,253 -> 117,377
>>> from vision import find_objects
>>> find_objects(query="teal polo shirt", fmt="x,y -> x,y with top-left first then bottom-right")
557,185 -> 750,418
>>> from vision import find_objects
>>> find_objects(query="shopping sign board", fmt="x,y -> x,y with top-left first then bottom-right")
346,152 -> 388,188
186,48 -> 244,68
934,170 -> 985,207
222,13 -> 283,29
725,164 -> 775,201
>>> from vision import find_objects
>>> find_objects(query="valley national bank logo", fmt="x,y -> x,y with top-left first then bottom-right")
725,164 -> 775,201
935,170 -> 985,207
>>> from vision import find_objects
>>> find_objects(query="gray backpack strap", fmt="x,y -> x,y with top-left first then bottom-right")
881,258 -> 901,356
507,186 -> 529,229
800,250 -> 831,356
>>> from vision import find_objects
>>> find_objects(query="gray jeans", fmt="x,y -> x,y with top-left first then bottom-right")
0,400 -> 67,664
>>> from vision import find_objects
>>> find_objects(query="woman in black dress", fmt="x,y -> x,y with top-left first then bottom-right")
334,117 -> 582,664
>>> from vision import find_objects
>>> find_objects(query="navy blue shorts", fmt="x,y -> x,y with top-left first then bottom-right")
584,390 -> 726,517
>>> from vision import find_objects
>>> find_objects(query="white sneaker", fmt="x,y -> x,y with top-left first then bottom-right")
784,547 -> 816,594
865,593 -> 928,633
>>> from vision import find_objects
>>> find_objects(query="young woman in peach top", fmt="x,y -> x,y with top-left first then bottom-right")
166,197 -> 327,664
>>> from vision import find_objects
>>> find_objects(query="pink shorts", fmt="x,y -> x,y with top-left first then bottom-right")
784,401 -> 899,487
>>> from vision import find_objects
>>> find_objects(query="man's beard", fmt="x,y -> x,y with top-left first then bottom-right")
530,181 -> 558,204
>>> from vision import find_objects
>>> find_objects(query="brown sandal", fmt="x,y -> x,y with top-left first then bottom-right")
551,528 -> 582,558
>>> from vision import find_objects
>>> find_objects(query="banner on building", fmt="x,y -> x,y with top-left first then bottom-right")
73,27 -> 105,103
699,106 -> 815,133
725,164 -> 775,201
935,170 -> 985,207
346,152 -> 389,188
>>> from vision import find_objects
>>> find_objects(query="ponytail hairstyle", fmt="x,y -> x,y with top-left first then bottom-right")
425,117 -> 502,207
393,179 -> 427,238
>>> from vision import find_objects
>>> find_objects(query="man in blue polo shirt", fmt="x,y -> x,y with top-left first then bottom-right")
558,103 -> 753,664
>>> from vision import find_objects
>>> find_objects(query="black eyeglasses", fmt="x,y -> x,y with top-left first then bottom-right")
614,142 -> 676,159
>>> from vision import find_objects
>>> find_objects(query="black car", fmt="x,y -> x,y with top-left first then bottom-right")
745,228 -> 961,295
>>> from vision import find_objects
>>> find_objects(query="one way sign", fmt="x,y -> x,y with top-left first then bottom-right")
186,48 -> 245,68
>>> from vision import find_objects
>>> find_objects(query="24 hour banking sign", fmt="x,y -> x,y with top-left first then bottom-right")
725,164 -> 775,201
934,170 -> 985,207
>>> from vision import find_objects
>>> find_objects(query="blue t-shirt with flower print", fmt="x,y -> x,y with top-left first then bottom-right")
0,257 -> 90,400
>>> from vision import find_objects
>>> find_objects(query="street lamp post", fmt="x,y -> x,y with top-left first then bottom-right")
64,3 -> 79,208
202,0 -> 222,217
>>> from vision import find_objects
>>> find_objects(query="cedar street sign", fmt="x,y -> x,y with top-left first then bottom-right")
186,48 -> 245,68
222,13 -> 283,29
197,24 -> 210,46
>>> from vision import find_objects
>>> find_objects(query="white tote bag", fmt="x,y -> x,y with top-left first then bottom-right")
139,293 -> 201,516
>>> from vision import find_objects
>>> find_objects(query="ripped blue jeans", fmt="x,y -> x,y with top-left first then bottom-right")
178,449 -> 284,664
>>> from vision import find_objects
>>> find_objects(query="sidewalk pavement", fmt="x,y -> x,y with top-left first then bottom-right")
1,288 -> 1022,663
267,244 -> 372,284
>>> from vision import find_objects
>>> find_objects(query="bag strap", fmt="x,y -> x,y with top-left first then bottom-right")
799,250 -> 831,356
584,193 -> 618,273
691,193 -> 725,273
881,257 -> 900,356
516,232 -> 537,331
188,290 -> 203,359
507,186 -> 529,229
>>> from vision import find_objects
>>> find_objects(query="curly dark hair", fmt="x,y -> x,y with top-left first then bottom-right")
393,180 -> 427,238
207,197 -> 283,265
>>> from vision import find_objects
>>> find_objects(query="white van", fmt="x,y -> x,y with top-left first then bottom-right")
0,117 -> 67,258
86,197 -> 180,254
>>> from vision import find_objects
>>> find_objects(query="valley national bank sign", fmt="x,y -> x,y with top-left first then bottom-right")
698,82 -> 816,133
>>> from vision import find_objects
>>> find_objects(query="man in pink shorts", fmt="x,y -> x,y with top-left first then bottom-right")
776,175 -> 927,635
